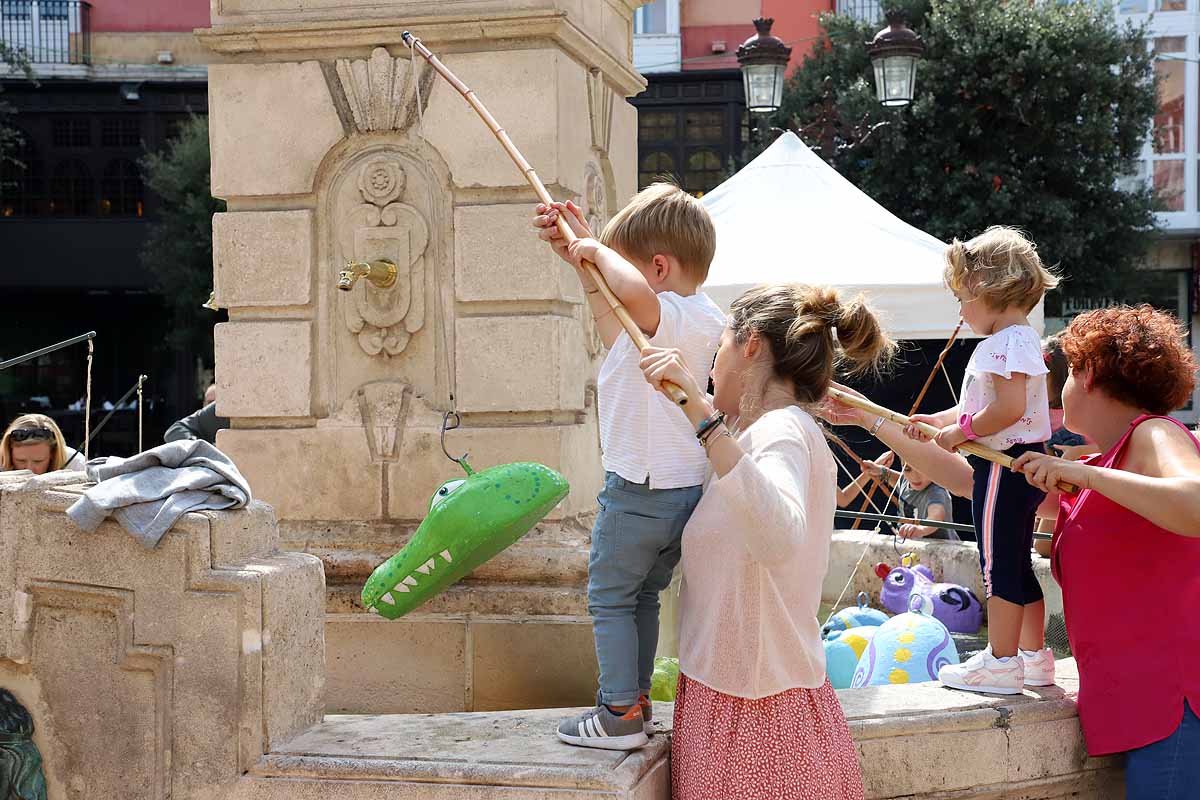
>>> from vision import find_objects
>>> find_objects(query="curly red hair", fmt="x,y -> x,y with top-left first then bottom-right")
1062,305 -> 1197,415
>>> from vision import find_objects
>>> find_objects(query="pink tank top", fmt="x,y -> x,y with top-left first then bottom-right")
1052,414 -> 1200,756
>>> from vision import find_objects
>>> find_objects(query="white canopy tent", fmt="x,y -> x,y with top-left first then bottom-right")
700,132 -> 1042,340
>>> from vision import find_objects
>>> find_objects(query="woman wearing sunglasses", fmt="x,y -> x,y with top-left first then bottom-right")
0,414 -> 85,474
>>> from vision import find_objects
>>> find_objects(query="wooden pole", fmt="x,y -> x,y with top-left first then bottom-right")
827,387 -> 1077,493
851,318 -> 964,528
402,31 -> 688,406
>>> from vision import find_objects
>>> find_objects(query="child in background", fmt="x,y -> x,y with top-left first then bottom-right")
905,226 -> 1058,694
856,457 -> 958,542
533,184 -> 726,750
835,450 -> 893,508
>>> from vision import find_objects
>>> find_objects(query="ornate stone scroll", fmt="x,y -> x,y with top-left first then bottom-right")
339,158 -> 430,358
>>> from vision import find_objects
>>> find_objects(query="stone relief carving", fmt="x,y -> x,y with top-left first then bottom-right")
586,68 -> 613,154
335,46 -> 435,134
354,381 -> 413,463
581,162 -> 609,357
0,689 -> 46,800
339,158 -> 430,358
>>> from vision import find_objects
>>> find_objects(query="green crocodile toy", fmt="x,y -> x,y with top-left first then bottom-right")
362,459 -> 569,619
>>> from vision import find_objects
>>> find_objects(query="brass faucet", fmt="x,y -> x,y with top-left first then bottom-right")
337,260 -> 398,291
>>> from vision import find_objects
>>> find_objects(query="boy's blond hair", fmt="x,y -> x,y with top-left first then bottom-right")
943,226 -> 1059,312
599,182 -> 715,285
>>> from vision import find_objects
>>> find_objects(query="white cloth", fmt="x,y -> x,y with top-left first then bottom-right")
677,406 -> 835,699
958,324 -> 1051,450
597,291 -> 726,489
61,447 -> 85,472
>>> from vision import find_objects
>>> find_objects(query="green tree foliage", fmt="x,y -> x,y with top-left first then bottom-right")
140,116 -> 226,357
776,0 -> 1159,313
1,43 -> 34,166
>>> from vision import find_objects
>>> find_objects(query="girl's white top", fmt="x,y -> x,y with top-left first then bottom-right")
958,324 -> 1051,450
677,405 -> 835,699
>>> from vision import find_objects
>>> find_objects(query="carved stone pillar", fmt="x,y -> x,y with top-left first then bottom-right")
199,2 -> 645,712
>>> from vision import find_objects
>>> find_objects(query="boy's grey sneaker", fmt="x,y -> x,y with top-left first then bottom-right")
556,703 -> 648,751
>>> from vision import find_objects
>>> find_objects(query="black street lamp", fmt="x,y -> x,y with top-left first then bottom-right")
868,10 -> 925,108
737,18 -> 793,115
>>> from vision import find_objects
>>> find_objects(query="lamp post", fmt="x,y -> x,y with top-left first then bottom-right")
737,18 -> 792,117
868,10 -> 925,108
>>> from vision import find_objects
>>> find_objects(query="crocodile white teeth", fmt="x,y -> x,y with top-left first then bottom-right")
416,558 -> 436,575
402,575 -> 418,587
440,550 -> 453,563
394,582 -> 410,593
368,605 -> 381,615
380,592 -> 396,606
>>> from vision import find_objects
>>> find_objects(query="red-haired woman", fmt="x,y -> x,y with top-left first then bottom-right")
823,305 -> 1200,800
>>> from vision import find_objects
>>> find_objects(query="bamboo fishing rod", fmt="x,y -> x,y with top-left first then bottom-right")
835,509 -> 976,534
851,318 -> 964,529
827,386 -> 1078,493
401,31 -> 688,406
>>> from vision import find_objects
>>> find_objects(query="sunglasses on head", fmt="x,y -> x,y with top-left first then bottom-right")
9,428 -> 53,443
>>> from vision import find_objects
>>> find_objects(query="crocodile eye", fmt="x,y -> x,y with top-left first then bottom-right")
429,479 -> 466,511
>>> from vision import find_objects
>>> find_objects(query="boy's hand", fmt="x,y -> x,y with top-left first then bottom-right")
567,237 -> 603,268
534,201 -> 599,290
932,423 -> 968,452
639,347 -> 703,403
898,523 -> 931,540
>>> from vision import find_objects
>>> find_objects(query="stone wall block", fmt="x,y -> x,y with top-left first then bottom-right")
455,315 -> 586,413
324,616 -> 466,714
453,204 -> 578,303
214,210 -> 314,308
217,427 -> 382,521
214,320 -> 313,418
422,50 -> 558,190
469,617 -> 597,711
209,62 -> 345,198
204,500 -> 280,567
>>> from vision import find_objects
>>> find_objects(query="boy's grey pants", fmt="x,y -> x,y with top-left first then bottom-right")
588,471 -> 702,707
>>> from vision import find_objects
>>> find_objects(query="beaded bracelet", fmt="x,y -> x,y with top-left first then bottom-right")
695,411 -> 726,442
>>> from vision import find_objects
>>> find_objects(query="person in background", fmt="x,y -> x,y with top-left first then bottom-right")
835,450 -> 893,509
1036,336 -> 1097,553
856,458 -> 958,542
0,414 -> 85,474
164,384 -> 229,445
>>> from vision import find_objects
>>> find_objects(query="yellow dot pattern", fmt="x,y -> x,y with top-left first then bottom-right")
893,647 -> 912,663
897,631 -> 916,644
888,668 -> 909,684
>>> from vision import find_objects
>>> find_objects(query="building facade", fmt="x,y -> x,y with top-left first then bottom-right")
630,0 -> 836,196
0,0 -> 211,452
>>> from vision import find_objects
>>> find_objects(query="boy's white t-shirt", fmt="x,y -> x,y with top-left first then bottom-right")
957,324 -> 1051,450
597,291 -> 727,489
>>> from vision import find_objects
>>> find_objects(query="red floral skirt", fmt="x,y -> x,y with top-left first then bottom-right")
671,673 -> 865,800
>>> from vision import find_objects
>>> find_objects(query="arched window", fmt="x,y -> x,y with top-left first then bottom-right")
49,158 -> 93,216
0,129 -> 45,217
638,151 -> 676,190
100,159 -> 143,217
683,149 -> 723,196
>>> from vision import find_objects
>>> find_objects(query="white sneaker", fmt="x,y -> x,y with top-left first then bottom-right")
938,646 -> 1025,695
1020,648 -> 1056,687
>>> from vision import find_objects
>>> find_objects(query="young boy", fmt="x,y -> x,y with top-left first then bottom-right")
862,457 -> 958,542
533,184 -> 725,751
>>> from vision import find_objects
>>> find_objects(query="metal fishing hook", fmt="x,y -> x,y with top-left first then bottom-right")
440,409 -> 470,469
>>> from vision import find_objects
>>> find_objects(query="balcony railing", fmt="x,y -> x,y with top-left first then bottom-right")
836,0 -> 883,24
0,0 -> 91,65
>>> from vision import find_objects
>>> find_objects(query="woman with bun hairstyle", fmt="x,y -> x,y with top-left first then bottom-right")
639,283 -> 893,800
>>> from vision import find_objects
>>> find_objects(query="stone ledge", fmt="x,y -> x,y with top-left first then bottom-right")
196,12 -> 646,97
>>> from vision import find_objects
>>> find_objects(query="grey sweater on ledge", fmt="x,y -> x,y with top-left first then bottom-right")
66,439 -> 252,548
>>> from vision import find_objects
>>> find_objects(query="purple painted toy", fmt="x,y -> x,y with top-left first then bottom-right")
874,558 -> 983,634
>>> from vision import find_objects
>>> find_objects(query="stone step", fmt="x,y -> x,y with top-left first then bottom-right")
235,708 -> 669,800
326,581 -> 588,616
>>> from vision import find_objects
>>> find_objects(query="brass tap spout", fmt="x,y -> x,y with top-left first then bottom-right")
337,260 -> 398,291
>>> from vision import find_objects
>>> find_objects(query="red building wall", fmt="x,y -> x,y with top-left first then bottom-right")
681,0 -> 834,73
88,0 -> 210,33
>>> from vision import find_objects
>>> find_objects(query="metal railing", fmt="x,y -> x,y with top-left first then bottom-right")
0,0 -> 91,65
835,0 -> 883,24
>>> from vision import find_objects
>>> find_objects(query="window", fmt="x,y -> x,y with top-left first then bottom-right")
51,117 -> 90,148
101,117 -> 141,147
638,151 -> 676,189
1145,37 -> 1189,213
684,110 -> 723,143
0,1 -> 32,19
683,149 -> 723,196
49,158 -> 92,216
1153,58 -> 1185,154
1157,0 -> 1186,10
1154,161 -> 1185,211
639,110 -> 677,143
635,0 -> 668,35
99,159 -> 142,217
39,0 -> 68,19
